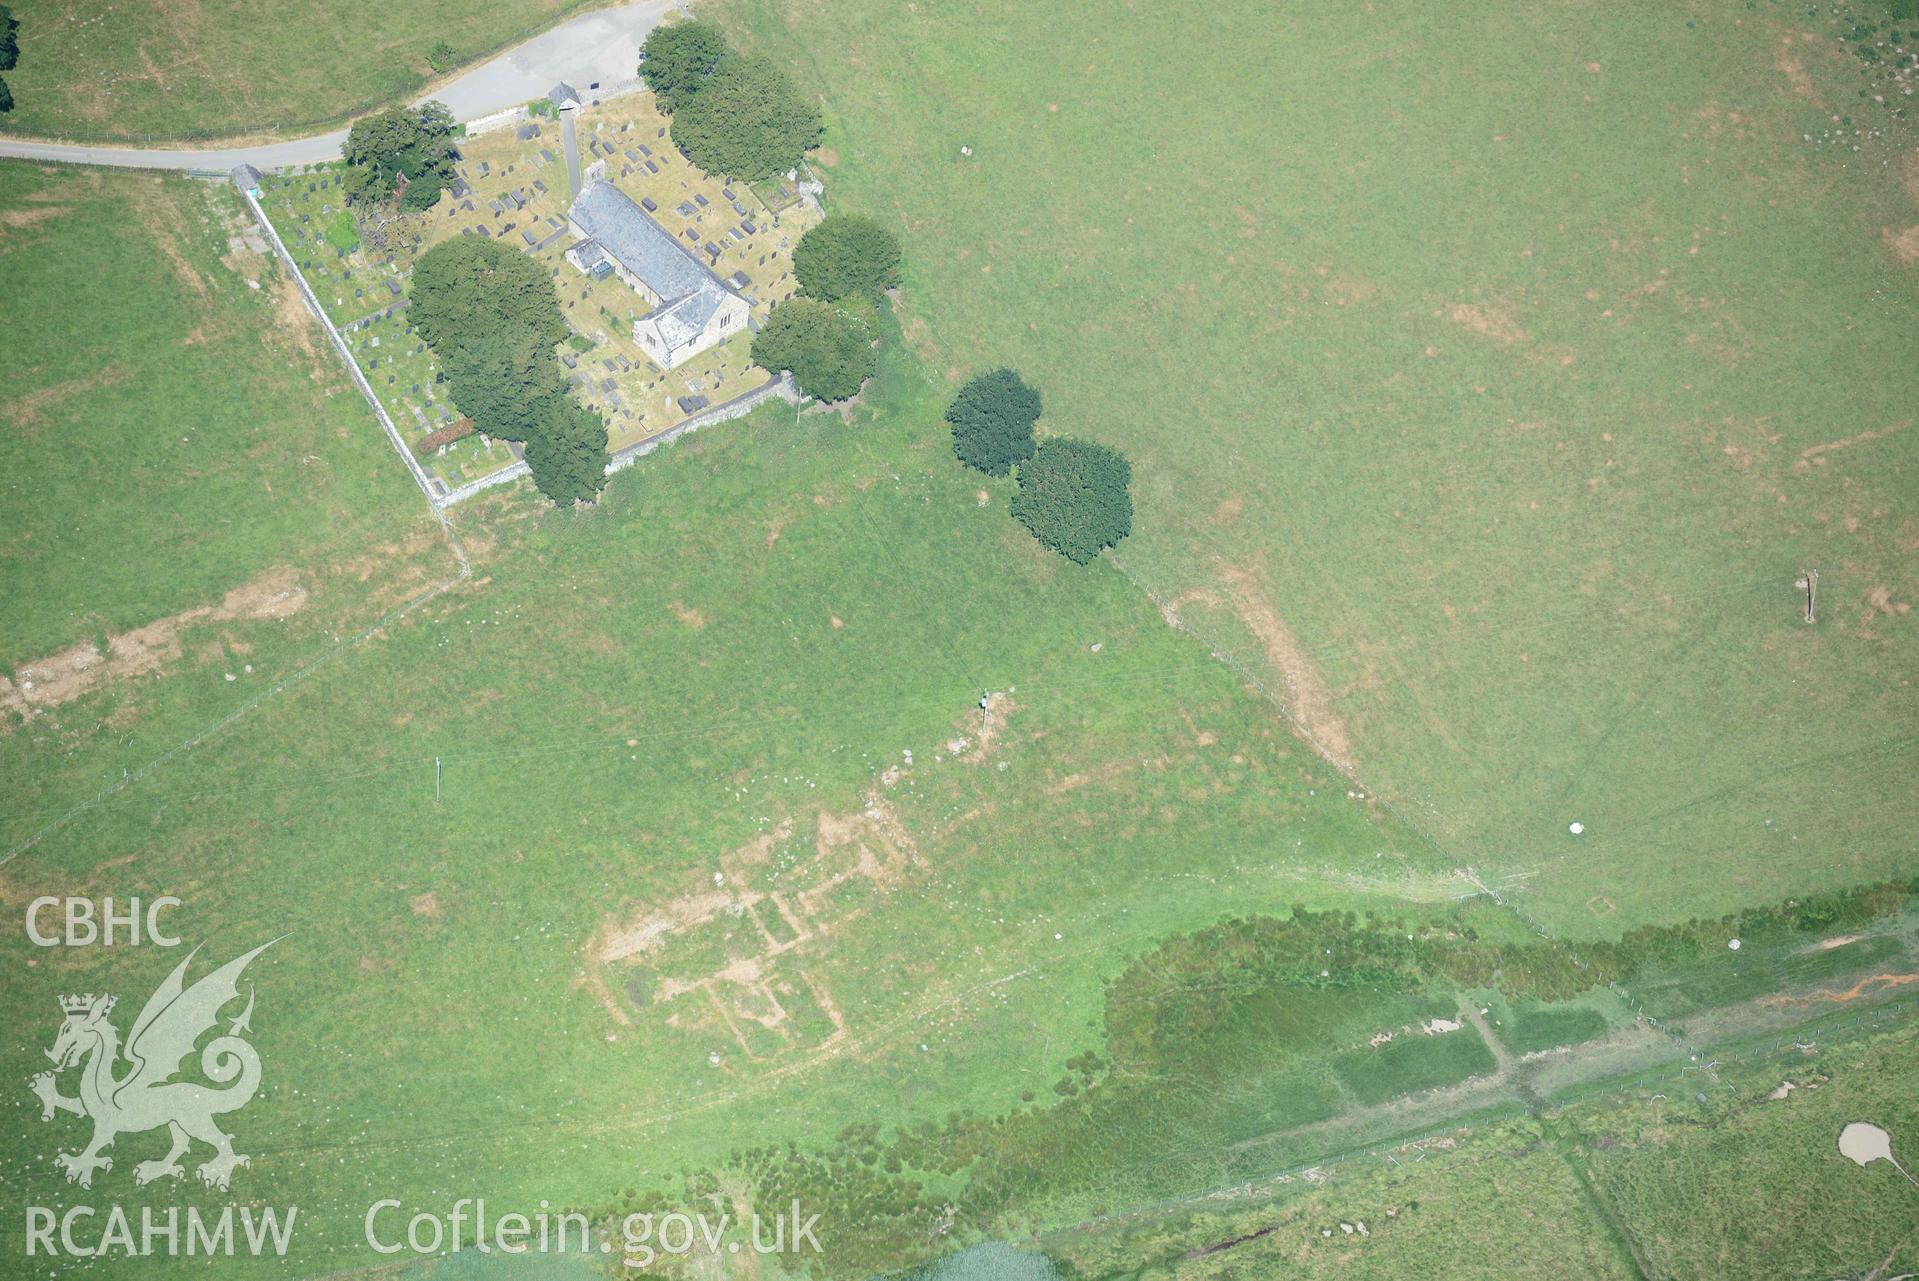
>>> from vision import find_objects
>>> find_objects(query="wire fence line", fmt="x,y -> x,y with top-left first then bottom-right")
241,184 -> 441,507
0,560 -> 473,867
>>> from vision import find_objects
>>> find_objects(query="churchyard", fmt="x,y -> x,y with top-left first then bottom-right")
253,86 -> 819,496
255,166 -> 513,493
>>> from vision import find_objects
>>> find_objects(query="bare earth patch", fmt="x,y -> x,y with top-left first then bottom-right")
1169,564 -> 1355,769
1759,973 -> 1919,1008
0,567 -> 307,722
2,364 -> 133,433
1859,584 -> 1912,640
269,270 -> 323,360
0,205 -> 71,232
1449,301 -> 1529,345
1885,226 -> 1919,264
1044,755 -> 1158,797
957,691 -> 1017,764
1796,420 -> 1907,470
1776,36 -> 1817,100
581,794 -> 921,1057
123,178 -> 209,298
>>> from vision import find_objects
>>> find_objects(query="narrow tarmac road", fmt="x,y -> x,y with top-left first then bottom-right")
0,0 -> 680,172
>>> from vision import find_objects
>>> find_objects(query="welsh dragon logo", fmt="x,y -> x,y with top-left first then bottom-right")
29,940 -> 276,1192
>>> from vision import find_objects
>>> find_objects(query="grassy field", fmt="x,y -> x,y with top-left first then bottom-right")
0,328 -> 1478,1272
14,286 -> 1907,1271
0,163 -> 427,666
0,0 -> 598,141
714,0 -> 1919,937
6,0 -> 1919,1273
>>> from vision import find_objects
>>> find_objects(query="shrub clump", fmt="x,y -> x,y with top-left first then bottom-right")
638,20 -> 730,112
341,101 -> 456,208
1011,438 -> 1133,563
946,368 -> 1041,476
794,215 -> 902,303
671,55 -> 821,181
399,169 -> 443,212
409,237 -> 608,504
641,22 -> 820,180
0,5 -> 18,114
751,297 -> 875,402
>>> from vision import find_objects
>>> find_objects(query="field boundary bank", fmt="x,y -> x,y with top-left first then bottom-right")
1113,561 -> 1559,939
1,189 -> 478,863
0,554 -> 472,867
1111,557 -> 1793,1092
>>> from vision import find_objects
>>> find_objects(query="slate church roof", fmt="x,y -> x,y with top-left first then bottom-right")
644,289 -> 728,352
569,179 -> 732,309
